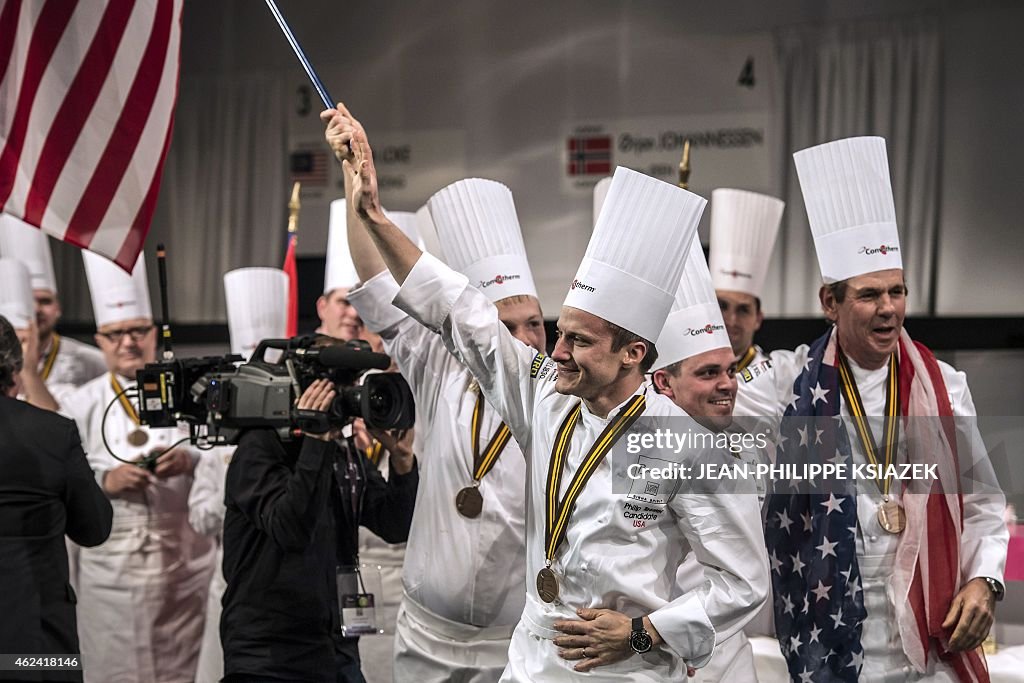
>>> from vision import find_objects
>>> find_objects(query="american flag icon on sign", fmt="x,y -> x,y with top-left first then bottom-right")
290,150 -> 329,187
567,135 -> 612,176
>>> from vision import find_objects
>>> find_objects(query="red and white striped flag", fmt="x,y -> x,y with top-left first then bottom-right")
0,0 -> 183,272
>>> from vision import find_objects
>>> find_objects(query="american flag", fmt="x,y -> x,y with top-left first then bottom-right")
0,0 -> 184,272
289,149 -> 328,187
764,330 -> 867,682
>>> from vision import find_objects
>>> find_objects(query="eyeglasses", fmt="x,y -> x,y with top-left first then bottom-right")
98,325 -> 154,344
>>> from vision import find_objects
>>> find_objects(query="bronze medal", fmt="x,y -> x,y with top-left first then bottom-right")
877,499 -> 906,534
127,429 -> 149,447
537,566 -> 559,603
455,486 -> 484,519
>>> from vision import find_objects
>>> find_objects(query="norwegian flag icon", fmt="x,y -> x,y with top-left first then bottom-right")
566,135 -> 612,176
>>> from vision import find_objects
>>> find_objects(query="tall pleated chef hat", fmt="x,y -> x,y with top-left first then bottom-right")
793,136 -> 902,283
709,189 -> 785,297
592,176 -> 612,228
82,250 -> 152,328
427,178 -> 537,303
383,209 -> 426,251
224,267 -> 289,360
324,198 -> 359,295
415,204 -> 446,264
0,214 -> 58,293
325,200 -> 430,294
564,166 -> 706,343
0,257 -> 35,329
653,237 -> 731,371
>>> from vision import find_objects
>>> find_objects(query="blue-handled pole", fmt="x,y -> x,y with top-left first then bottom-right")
264,0 -> 334,109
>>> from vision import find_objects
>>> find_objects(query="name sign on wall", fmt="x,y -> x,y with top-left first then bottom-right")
287,129 -> 467,255
562,112 -> 772,197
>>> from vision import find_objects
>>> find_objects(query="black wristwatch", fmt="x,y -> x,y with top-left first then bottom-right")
982,577 -> 1005,602
629,616 -> 653,655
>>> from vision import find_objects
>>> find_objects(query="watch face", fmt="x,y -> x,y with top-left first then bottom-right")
630,631 -> 653,654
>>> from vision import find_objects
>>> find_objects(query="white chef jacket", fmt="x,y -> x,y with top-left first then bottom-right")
349,272 -> 527,629
770,343 -> 1007,679
41,334 -> 106,389
66,373 -> 215,683
393,253 -> 769,681
188,448 -> 232,683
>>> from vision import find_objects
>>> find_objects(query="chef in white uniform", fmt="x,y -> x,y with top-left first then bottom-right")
326,110 -> 537,679
765,136 -> 1007,682
326,108 -> 769,681
187,266 -> 289,683
65,250 -> 215,683
707,188 -> 786,425
649,236 -> 762,682
322,201 -> 418,683
0,215 -> 105,398
0,256 -> 58,409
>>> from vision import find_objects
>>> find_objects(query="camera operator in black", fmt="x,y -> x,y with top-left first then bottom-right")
221,368 -> 418,683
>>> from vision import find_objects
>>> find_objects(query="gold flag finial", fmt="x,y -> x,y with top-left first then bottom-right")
287,181 -> 301,234
678,139 -> 691,190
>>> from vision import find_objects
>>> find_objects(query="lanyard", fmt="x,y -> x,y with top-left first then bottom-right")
365,441 -> 383,465
736,345 -> 757,373
837,351 -> 899,495
40,334 -> 60,380
470,393 -> 512,483
109,373 -> 140,425
543,393 -> 646,564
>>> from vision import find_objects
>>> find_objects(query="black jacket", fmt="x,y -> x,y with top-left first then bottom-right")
221,429 -> 417,682
0,396 -> 113,682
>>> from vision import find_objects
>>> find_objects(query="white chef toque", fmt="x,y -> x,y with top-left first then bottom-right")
82,251 -> 152,328
415,204 -> 446,264
653,238 -> 731,371
224,267 -> 289,360
592,176 -> 612,228
0,258 -> 35,329
563,166 -> 706,343
427,178 -> 537,303
708,188 -> 785,297
793,136 -> 902,283
323,198 -> 360,295
0,214 -> 58,293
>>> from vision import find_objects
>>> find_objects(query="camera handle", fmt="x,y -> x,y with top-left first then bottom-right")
294,408 -> 332,435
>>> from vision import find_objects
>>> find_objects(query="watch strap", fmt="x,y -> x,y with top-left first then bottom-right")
632,616 -> 644,633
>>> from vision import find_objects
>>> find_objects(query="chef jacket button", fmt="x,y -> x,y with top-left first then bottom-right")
868,535 -> 878,543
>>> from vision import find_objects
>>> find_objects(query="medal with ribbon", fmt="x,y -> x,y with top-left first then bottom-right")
456,393 -> 513,519
537,393 -> 647,602
837,351 -> 903,533
39,334 -> 60,381
110,373 -> 149,448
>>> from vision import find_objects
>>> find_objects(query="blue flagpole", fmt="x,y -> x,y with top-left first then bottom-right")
264,0 -> 334,109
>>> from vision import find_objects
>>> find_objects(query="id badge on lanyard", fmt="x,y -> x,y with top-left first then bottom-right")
337,564 -> 382,637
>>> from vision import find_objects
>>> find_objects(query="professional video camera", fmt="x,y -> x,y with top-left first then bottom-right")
134,335 -> 415,446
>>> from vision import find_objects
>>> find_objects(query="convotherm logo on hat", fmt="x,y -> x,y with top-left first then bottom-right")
478,273 -> 522,289
858,244 -> 899,256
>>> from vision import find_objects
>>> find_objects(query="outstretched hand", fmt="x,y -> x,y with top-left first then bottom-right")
320,102 -> 360,164
320,102 -> 386,226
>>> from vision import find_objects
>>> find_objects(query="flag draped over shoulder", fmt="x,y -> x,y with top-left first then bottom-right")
765,326 -> 988,683
0,0 -> 184,272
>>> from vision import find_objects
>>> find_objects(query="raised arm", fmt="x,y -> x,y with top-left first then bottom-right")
321,103 -> 549,444
320,104 -> 420,284
322,104 -> 389,284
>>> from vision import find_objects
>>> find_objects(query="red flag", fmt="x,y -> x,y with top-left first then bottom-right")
283,232 -> 298,337
0,0 -> 184,272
